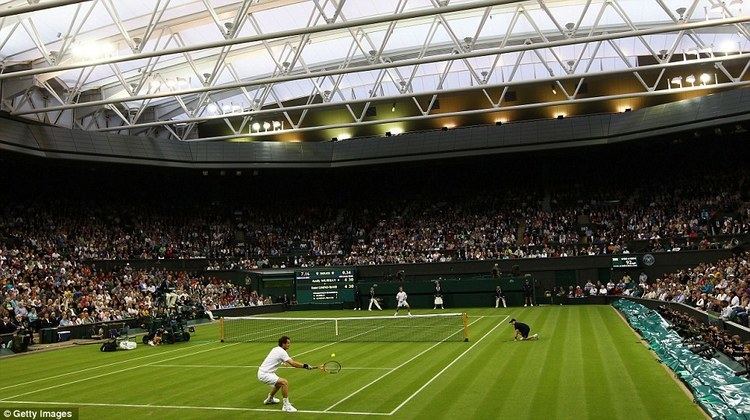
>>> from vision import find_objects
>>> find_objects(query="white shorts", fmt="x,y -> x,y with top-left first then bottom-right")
434,297 -> 443,305
397,301 -> 409,308
257,371 -> 280,386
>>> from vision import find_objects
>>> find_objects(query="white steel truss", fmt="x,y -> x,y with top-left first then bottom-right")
0,0 -> 748,141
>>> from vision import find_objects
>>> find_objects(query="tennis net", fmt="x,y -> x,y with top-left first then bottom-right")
219,313 -> 469,342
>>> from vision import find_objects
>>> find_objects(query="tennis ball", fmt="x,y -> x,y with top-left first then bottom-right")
331,353 -> 335,357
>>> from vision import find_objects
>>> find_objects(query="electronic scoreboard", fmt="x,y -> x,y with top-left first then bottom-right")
611,256 -> 639,268
294,269 -> 357,304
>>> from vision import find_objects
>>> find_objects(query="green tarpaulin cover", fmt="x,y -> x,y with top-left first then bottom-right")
613,299 -> 750,420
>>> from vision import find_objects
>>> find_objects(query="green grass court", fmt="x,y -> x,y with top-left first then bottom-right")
0,306 -> 706,419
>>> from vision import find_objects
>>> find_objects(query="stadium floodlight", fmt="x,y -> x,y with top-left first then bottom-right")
272,121 -> 281,130
148,79 -> 161,90
685,74 -> 696,86
262,122 -> 271,131
251,122 -> 261,132
221,104 -> 231,114
700,73 -> 712,84
671,76 -> 683,88
206,103 -> 218,114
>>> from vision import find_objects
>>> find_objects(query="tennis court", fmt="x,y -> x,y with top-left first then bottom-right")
0,306 -> 705,419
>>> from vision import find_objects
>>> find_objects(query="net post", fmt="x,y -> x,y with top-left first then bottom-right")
219,317 -> 225,342
462,313 -> 469,342
335,319 -> 339,336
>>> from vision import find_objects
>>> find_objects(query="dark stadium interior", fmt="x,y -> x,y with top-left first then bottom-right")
1,0 -> 750,417
2,131 -> 748,201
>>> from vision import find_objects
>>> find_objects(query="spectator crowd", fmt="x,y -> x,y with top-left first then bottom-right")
2,173 -> 747,270
625,251 -> 750,327
0,143 -> 748,346
0,250 -> 274,341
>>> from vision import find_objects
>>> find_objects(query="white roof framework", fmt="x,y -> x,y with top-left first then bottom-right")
0,0 -> 748,141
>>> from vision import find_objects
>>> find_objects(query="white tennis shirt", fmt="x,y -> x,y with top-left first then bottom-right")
396,291 -> 408,303
259,346 -> 291,375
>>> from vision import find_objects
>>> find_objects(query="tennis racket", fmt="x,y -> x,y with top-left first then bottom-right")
319,360 -> 342,374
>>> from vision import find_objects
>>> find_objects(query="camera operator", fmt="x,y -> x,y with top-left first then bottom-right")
0,316 -> 16,335
148,327 -> 164,347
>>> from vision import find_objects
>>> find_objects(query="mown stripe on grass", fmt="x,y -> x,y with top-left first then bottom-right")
322,316 -> 487,412
388,316 -> 510,415
554,306 -> 587,419
580,306 -> 617,419
377,315 -> 500,417
527,306 -> 566,419
599,306 -> 705,420
470,308 -> 542,418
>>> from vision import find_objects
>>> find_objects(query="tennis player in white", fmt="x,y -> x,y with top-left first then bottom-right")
257,335 -> 315,412
394,286 -> 412,316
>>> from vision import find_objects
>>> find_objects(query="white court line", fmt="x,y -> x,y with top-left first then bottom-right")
151,364 -> 394,370
0,342 -> 242,402
2,400 -> 389,416
0,340 -> 217,392
324,316 -> 484,412
388,315 -> 510,415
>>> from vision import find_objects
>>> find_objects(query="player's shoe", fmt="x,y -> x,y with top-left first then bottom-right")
531,334 -> 539,340
524,304 -> 527,307
282,403 -> 297,412
408,313 -> 413,316
264,395 -> 280,405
